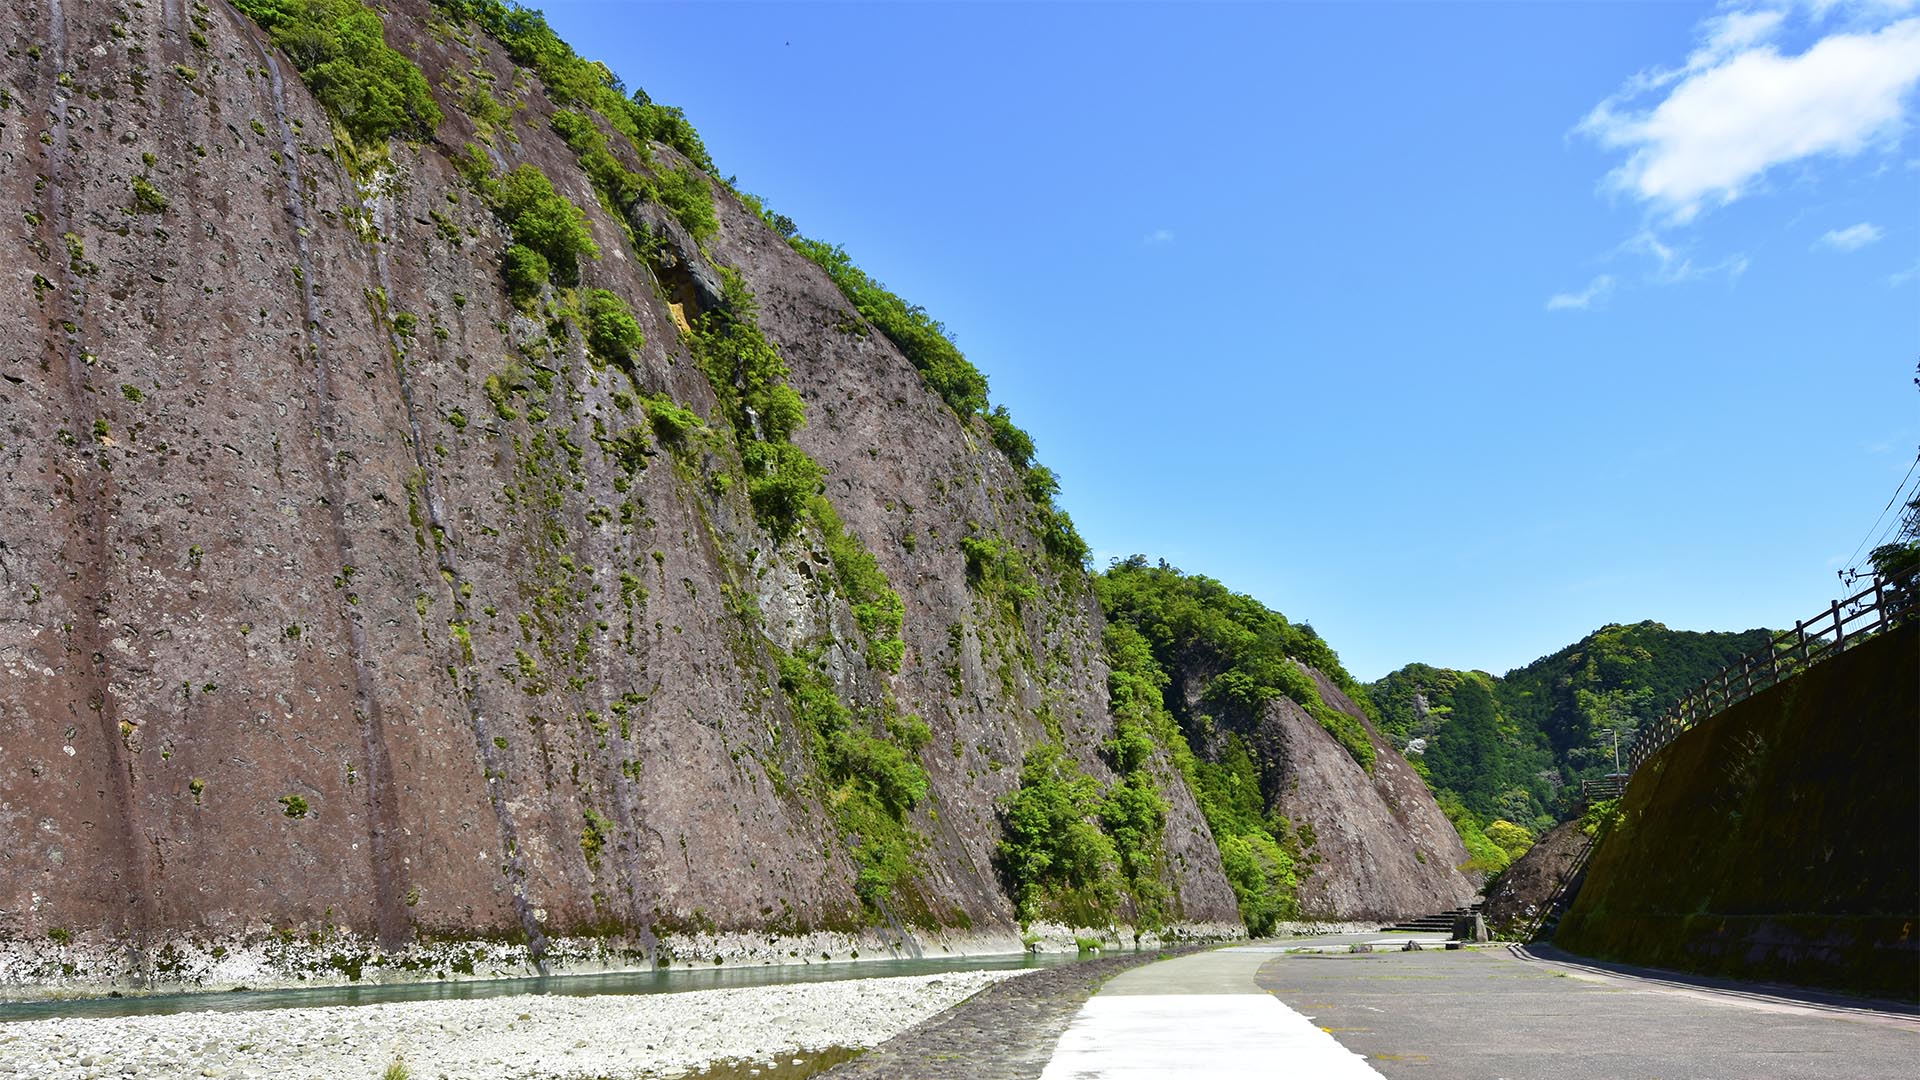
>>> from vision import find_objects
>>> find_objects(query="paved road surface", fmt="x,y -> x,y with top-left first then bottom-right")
1034,937 -> 1915,1078
1256,945 -> 1918,1079
1039,946 -> 1383,1078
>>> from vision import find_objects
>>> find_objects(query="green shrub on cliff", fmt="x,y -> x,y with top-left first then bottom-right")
550,108 -> 717,242
502,244 -> 549,305
495,165 -> 598,285
777,651 -> 927,907
1217,831 -> 1299,936
788,237 -> 989,418
1000,614 -> 1304,934
435,0 -> 714,169
234,0 -> 441,144
581,288 -> 643,369
1580,797 -> 1623,841
999,742 -> 1123,925
1095,560 -> 1359,933
812,497 -> 907,672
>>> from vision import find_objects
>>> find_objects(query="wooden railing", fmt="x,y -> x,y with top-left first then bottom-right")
1620,566 -> 1914,776
1578,775 -> 1627,804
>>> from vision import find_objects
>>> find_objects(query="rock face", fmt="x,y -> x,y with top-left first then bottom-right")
0,0 -> 1244,989
1175,662 -> 1476,921
1282,671 -> 1476,920
1481,819 -> 1587,939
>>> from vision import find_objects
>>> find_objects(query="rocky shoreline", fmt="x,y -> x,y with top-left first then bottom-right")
0,970 -> 1024,1080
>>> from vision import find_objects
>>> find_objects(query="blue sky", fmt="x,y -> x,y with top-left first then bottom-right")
539,0 -> 1919,681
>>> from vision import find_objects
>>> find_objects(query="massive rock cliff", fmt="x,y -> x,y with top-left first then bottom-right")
0,0 -> 1466,991
0,0 -> 1242,989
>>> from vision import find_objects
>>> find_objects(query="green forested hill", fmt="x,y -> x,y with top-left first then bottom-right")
1368,621 -> 1771,870
1079,558 -> 1475,928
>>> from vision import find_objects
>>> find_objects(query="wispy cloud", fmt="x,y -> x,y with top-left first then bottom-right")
1547,274 -> 1614,311
1620,230 -> 1750,283
1144,228 -> 1175,245
1890,261 -> 1920,286
1816,221 -> 1884,250
1577,7 -> 1920,222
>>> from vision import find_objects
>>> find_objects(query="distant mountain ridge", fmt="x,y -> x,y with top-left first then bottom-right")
1367,621 -> 1772,872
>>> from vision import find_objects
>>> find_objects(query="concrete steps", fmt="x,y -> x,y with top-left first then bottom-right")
1381,901 -> 1482,935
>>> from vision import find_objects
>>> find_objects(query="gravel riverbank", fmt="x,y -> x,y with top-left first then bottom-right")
0,970 -> 1025,1080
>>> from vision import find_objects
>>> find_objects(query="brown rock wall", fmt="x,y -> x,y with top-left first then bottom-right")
0,0 -> 1237,989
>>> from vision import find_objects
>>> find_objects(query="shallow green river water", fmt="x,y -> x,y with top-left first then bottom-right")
0,950 -> 1090,1023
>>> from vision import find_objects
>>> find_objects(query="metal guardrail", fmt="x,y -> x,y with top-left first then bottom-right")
1620,566 -> 1915,776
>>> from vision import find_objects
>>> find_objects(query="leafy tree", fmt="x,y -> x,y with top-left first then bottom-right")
1867,492 -> 1919,619
1422,677 -> 1505,816
999,743 -> 1122,924
1484,819 -> 1535,862
1216,831 -> 1299,937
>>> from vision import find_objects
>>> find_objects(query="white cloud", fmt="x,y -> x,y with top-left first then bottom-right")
1891,260 -> 1920,285
1692,8 -> 1789,68
1816,221 -> 1885,249
1547,274 -> 1615,311
1145,228 -> 1175,245
1578,12 -> 1920,220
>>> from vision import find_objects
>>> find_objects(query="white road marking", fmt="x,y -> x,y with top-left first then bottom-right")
1038,993 -> 1384,1078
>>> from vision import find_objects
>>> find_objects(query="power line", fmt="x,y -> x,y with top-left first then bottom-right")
1840,448 -> 1920,579
1868,469 -> 1920,546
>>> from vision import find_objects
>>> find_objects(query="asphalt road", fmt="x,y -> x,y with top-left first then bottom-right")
1254,946 -> 1919,1079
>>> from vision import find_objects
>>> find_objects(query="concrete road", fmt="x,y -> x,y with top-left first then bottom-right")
1256,945 -> 1919,1079
1040,947 -> 1383,1078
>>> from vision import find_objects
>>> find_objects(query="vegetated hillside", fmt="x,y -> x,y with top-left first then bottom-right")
1558,621 -> 1919,999
0,0 -> 1246,991
1368,622 -> 1771,877
1095,559 -> 1475,924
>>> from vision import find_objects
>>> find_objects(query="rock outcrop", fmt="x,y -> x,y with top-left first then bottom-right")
1480,819 -> 1587,938
1279,671 -> 1476,919
1171,659 -> 1475,921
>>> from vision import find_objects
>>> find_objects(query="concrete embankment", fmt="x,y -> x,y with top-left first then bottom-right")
1556,622 -> 1919,999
